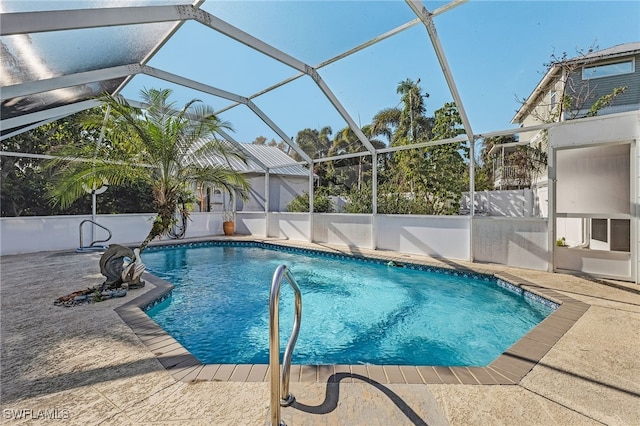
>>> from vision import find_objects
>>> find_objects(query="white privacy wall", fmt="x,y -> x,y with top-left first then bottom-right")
0,214 -> 154,255
472,217 -> 549,271
461,189 -> 536,217
376,215 -> 470,260
0,213 -> 232,255
236,212 -> 266,236
555,248 -> 631,279
0,213 -> 569,274
267,213 -> 310,240
312,214 -> 372,247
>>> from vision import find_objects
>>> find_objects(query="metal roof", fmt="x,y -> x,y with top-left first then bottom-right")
572,42 -> 640,62
193,143 -> 308,177
240,144 -> 308,176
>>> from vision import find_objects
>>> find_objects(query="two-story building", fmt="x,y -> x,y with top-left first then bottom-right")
494,43 -> 639,190
513,41 -> 639,131
504,42 -> 640,282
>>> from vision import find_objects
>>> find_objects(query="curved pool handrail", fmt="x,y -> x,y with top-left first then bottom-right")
78,219 -> 112,252
269,264 -> 302,426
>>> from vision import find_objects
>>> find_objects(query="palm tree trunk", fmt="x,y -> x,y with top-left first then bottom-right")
139,202 -> 175,252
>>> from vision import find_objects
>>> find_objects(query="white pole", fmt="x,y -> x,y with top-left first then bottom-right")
91,190 -> 97,243
308,162 -> 314,242
265,170 -> 270,238
372,153 -> 378,250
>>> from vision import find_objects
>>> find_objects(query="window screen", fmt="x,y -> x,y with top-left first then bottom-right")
611,219 -> 631,252
556,144 -> 630,215
592,218 -> 608,243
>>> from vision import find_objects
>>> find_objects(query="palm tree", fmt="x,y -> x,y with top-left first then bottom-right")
49,88 -> 250,251
370,107 -> 400,144
291,127 -> 333,161
395,78 -> 432,145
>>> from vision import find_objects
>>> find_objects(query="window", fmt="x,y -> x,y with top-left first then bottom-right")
592,218 -> 608,242
611,219 -> 631,252
582,59 -> 634,80
590,218 -> 631,252
550,91 -> 556,111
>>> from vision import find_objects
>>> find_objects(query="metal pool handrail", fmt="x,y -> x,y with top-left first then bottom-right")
77,219 -> 112,252
269,264 -> 302,426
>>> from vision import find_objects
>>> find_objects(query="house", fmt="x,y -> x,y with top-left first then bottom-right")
498,42 -> 640,281
513,42 -> 640,127
485,42 -> 640,214
192,143 -> 310,213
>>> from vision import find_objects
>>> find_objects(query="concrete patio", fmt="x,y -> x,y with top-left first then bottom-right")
1,238 -> 639,425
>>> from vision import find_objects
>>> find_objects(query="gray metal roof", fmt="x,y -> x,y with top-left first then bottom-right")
192,143 -> 308,177
572,42 -> 640,62
240,144 -> 308,176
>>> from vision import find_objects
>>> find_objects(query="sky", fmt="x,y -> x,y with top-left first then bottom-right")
119,0 -> 640,145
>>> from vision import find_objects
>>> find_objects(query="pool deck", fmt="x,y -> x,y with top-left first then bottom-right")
1,236 -> 639,425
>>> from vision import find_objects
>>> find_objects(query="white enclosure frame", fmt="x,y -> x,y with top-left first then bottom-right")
1,2 -> 638,283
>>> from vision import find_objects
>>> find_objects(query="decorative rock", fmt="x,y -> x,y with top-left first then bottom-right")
112,289 -> 127,298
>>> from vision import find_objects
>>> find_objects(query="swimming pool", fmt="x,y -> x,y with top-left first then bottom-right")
143,242 -> 555,367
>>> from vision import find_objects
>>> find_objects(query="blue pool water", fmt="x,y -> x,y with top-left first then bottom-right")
143,243 -> 554,366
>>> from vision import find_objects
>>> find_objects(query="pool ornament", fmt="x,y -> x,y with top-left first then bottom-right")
99,244 -> 146,290
54,244 -> 145,307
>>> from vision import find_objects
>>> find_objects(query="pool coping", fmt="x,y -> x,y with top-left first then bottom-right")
115,239 -> 590,386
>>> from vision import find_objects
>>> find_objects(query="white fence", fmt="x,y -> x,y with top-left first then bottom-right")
266,212 -> 310,240
0,213 -> 547,270
236,211 -> 266,236
377,215 -> 470,260
2,211 -> 631,281
0,212 -> 228,255
460,189 -> 543,217
313,214 -> 372,247
472,217 -> 549,271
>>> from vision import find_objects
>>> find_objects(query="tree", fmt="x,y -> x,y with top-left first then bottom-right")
2,117 -> 81,216
286,190 -> 333,213
384,79 -> 435,197
370,79 -> 433,149
370,107 -> 400,145
518,45 -> 628,124
505,45 -> 627,191
395,78 -> 432,145
2,113 -> 155,216
323,125 -> 385,195
414,102 -> 467,214
291,127 -> 333,161
48,88 -> 250,251
252,136 -> 267,145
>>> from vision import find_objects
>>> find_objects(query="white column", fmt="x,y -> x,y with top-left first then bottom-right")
548,144 -> 557,273
265,169 -> 270,238
371,153 -> 378,250
308,163 -> 314,242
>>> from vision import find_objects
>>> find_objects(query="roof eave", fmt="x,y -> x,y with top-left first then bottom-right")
511,65 -> 560,125
512,44 -> 640,125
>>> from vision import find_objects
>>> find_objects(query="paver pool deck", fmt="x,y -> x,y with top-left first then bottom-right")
1,236 -> 639,425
